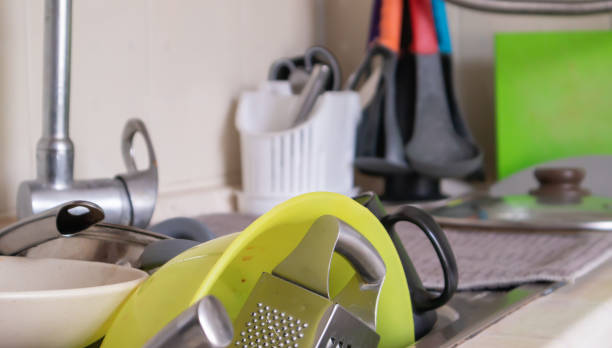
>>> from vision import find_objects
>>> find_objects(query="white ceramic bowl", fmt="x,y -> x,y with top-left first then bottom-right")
0,256 -> 148,348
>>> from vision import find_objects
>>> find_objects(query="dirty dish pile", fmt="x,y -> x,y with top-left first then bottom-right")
101,192 -> 458,348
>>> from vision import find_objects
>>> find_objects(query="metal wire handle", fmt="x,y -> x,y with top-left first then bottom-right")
444,0 -> 612,15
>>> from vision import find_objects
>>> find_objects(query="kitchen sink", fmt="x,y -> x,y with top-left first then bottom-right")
413,282 -> 564,347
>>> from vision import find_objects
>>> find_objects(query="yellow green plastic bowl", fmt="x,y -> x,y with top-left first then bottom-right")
101,192 -> 415,347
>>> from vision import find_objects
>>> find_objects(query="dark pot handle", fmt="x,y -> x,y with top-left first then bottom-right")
149,217 -> 215,242
381,206 -> 458,313
353,192 -> 458,313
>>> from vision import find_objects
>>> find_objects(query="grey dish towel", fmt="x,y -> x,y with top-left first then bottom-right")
197,213 -> 612,290
397,224 -> 612,290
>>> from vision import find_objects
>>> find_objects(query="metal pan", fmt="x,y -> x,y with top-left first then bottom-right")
0,201 -> 209,268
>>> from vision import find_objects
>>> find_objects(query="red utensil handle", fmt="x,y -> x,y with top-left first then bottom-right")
410,0 -> 439,54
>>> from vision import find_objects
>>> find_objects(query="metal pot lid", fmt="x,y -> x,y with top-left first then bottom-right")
429,168 -> 612,231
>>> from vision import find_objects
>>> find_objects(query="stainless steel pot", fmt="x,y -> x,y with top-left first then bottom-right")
0,201 -> 170,267
21,222 -> 171,267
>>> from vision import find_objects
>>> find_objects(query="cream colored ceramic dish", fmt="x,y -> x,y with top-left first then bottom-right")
0,256 -> 148,348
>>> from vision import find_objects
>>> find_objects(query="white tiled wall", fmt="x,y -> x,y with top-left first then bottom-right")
0,0 -> 318,219
1,0 -> 611,219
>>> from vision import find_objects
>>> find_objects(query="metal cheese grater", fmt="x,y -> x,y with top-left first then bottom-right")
232,215 -> 386,348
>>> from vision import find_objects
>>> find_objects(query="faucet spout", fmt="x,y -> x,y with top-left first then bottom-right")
38,0 -> 74,188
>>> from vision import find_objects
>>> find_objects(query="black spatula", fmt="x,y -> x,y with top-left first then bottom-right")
405,0 -> 482,178
350,0 -> 412,175
432,0 -> 485,180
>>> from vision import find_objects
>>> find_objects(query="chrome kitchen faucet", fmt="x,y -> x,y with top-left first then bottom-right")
17,0 -> 158,228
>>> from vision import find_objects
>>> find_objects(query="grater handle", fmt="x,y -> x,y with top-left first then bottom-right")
143,296 -> 233,348
273,215 -> 386,297
272,215 -> 386,330
336,219 -> 386,286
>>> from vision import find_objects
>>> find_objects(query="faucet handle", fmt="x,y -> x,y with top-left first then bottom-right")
116,119 -> 159,228
122,118 -> 158,173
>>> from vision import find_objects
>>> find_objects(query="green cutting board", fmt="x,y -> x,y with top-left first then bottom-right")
495,31 -> 612,179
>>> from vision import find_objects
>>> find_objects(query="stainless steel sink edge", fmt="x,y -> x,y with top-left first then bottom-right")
413,282 -> 565,348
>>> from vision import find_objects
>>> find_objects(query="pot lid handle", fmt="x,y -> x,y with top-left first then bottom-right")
529,167 -> 590,204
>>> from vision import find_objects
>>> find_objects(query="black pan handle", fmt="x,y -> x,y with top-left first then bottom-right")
382,205 -> 458,312
354,192 -> 458,313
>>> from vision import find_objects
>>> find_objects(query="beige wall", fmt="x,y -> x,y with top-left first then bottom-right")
1,0 -> 611,219
0,0 -> 319,219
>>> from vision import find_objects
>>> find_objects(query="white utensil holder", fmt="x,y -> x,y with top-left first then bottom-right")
235,84 -> 361,214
